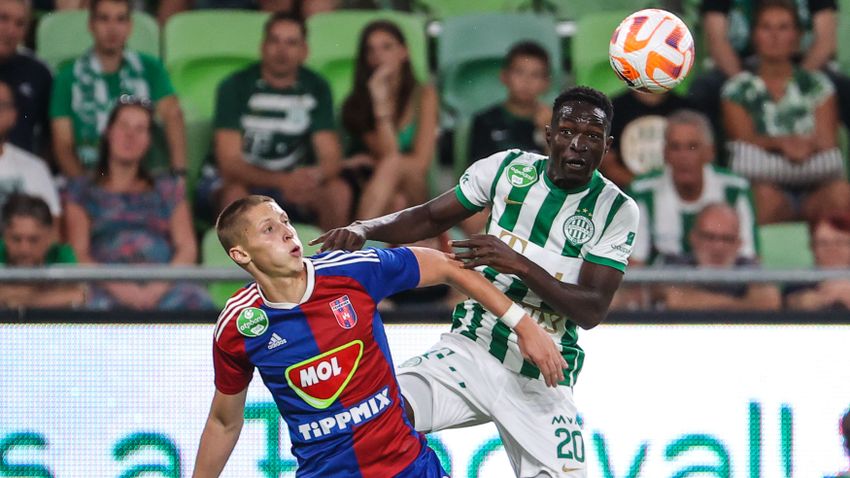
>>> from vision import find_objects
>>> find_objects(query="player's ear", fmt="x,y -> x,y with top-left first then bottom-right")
228,246 -> 251,266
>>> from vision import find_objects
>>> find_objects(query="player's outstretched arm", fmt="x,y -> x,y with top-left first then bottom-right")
310,189 -> 474,252
409,247 -> 567,387
193,388 -> 248,477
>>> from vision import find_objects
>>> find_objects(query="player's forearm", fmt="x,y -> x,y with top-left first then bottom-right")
193,418 -> 243,477
517,262 -> 611,329
359,192 -> 464,244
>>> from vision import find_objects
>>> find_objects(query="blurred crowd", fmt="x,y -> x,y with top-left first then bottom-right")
0,0 -> 849,311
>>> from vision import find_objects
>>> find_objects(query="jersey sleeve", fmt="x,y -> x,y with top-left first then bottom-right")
584,197 -> 640,272
455,150 -> 513,211
364,247 -> 421,301
212,333 -> 254,394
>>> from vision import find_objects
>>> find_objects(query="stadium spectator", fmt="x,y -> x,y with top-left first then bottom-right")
659,203 -> 781,311
0,0 -> 52,155
721,0 -> 850,225
785,213 -> 850,310
690,0 -> 850,133
469,41 -> 550,162
199,12 -> 350,230
629,109 -> 757,265
341,19 -> 437,220
0,81 -> 61,228
0,194 -> 84,309
601,89 -> 692,188
50,0 -> 186,177
64,97 -> 212,310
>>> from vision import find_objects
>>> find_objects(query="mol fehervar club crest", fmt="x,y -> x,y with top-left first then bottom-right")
330,295 -> 358,329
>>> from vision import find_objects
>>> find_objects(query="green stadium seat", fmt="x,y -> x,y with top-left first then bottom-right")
305,10 -> 428,111
36,10 -> 160,71
163,10 -> 268,120
571,10 -> 633,98
184,116 -> 213,198
536,0 -> 657,20
411,0 -> 527,18
758,222 -> 814,269
438,13 -> 562,120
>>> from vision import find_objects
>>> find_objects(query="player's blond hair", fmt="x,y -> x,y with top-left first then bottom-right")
215,195 -> 275,251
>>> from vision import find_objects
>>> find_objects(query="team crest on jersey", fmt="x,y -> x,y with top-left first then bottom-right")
286,340 -> 364,409
563,214 -> 595,246
506,164 -> 538,188
236,307 -> 269,337
330,295 -> 358,329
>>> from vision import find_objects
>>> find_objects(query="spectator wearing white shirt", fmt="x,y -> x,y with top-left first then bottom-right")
0,80 -> 60,227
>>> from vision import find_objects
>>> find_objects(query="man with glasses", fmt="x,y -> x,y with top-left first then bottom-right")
49,0 -> 186,177
658,203 -> 781,310
628,109 -> 759,266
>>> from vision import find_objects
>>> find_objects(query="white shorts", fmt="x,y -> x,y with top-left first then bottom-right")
397,333 -> 586,478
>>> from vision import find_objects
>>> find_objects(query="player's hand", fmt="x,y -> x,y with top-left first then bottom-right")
451,234 -> 528,276
514,315 -> 567,388
309,222 -> 369,252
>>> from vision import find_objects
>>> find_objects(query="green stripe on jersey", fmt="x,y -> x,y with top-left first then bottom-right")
601,194 -> 627,236
585,253 -> 626,272
488,321 -> 512,362
489,151 -> 523,202
562,178 -> 605,257
455,185 -> 483,212
529,188 -> 570,247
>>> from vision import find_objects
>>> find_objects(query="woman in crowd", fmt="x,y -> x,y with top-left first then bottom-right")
341,19 -> 438,220
65,96 -> 213,310
721,0 -> 850,225
785,213 -> 850,310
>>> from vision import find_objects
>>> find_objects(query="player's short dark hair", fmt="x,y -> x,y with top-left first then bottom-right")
264,11 -> 307,40
89,0 -> 131,18
504,41 -> 551,76
216,195 -> 276,251
1,194 -> 53,230
552,86 -> 614,134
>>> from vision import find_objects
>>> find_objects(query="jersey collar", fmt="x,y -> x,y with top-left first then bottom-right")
257,259 -> 316,309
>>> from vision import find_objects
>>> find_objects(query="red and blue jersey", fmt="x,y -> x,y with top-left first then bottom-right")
212,248 -> 443,478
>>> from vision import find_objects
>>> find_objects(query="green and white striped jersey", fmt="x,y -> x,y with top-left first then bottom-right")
628,165 -> 758,264
453,149 -> 639,386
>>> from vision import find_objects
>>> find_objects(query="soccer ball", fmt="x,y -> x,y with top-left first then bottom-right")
609,9 -> 695,94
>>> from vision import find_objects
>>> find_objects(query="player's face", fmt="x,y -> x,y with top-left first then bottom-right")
664,123 -> 712,187
690,211 -> 741,267
812,221 -> 850,268
261,20 -> 307,79
0,0 -> 27,59
365,29 -> 408,76
501,55 -> 549,105
89,0 -> 132,56
3,216 -> 52,267
752,7 -> 800,62
240,202 -> 304,275
545,100 -> 612,188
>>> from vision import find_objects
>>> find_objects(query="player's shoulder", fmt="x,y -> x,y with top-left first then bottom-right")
598,173 -> 639,217
213,282 -> 262,343
308,248 -> 384,275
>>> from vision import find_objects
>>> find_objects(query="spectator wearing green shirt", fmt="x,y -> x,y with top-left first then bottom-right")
200,12 -> 350,230
0,194 -> 85,308
48,0 -> 186,177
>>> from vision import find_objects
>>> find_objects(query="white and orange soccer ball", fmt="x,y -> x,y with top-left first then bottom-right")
609,9 -> 695,94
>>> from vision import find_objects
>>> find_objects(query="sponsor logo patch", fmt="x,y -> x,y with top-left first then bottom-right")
506,164 -> 539,188
286,340 -> 363,409
236,307 -> 269,337
296,387 -> 391,441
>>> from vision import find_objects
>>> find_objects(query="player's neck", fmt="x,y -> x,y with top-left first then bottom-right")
256,267 -> 309,305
